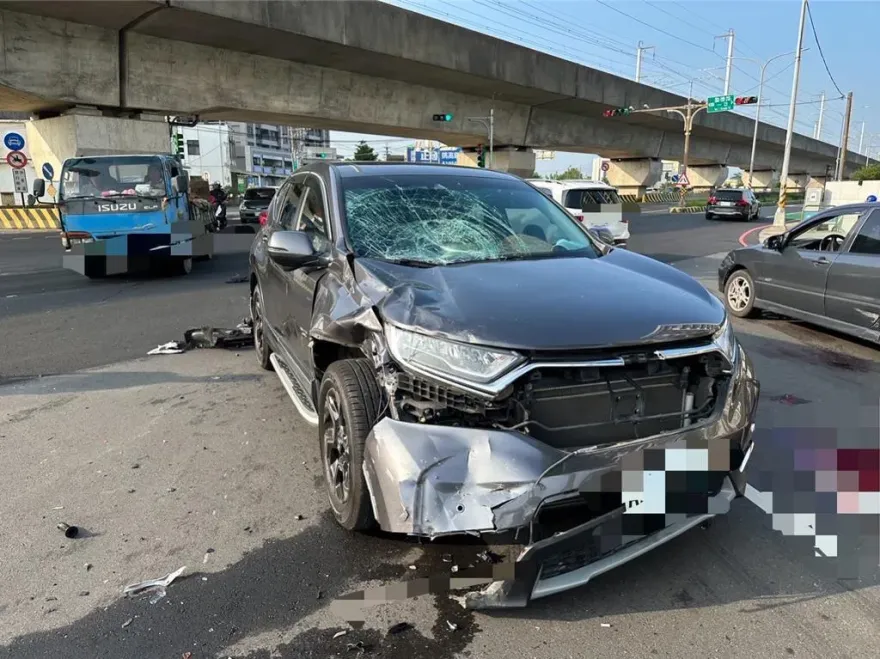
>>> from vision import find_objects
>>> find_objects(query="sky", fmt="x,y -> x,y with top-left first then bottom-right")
327,0 -> 877,176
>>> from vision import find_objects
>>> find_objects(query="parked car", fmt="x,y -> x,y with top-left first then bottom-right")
526,179 -> 630,246
705,188 -> 761,221
239,186 -> 277,223
249,162 -> 759,608
718,202 -> 880,344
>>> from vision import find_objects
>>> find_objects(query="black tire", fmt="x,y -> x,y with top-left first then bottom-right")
250,285 -> 273,371
176,257 -> 193,275
705,212 -> 713,220
724,269 -> 759,318
318,359 -> 384,532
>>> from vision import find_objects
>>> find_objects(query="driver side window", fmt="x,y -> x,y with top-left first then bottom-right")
789,212 -> 864,251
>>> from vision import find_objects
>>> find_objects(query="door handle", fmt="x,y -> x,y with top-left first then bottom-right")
814,257 -> 831,266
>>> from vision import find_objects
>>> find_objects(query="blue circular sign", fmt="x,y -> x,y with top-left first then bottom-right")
867,194 -> 877,203
41,162 -> 55,180
3,132 -> 25,151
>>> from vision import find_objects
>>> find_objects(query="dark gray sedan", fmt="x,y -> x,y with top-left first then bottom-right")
718,202 -> 880,344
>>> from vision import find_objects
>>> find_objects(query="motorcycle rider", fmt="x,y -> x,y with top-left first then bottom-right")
209,182 -> 228,229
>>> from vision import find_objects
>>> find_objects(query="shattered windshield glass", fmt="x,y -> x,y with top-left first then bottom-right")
340,173 -> 601,265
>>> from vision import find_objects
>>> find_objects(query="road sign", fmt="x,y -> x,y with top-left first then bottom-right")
601,161 -> 610,172
12,168 -> 27,193
676,171 -> 690,187
671,174 -> 680,182
6,150 -> 27,169
41,162 -> 55,180
3,132 -> 25,151
707,95 -> 735,113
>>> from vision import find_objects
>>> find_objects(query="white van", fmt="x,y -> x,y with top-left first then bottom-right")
526,179 -> 630,246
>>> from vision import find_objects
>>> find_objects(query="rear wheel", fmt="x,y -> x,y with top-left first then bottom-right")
319,359 -> 383,532
724,269 -> 758,318
177,257 -> 193,275
705,212 -> 713,220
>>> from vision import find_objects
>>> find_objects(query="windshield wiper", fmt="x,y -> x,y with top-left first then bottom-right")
383,257 -> 444,268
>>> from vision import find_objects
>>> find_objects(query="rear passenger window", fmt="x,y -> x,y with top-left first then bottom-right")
850,211 -> 880,255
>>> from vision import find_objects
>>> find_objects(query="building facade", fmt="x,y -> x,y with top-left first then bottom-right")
175,123 -> 331,192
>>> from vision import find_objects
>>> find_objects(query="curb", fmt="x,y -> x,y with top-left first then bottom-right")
0,207 -> 61,231
758,221 -> 800,242
670,206 -> 707,214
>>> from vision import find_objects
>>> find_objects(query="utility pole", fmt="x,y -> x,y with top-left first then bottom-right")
816,91 -> 825,140
773,0 -> 808,226
858,120 -> 865,154
635,41 -> 654,83
467,108 -> 495,169
715,29 -> 735,95
836,91 -> 853,180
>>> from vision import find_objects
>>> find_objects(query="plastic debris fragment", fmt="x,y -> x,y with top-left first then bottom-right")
123,566 -> 186,605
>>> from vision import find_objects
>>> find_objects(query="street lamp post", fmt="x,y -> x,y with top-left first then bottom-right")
745,50 -> 801,190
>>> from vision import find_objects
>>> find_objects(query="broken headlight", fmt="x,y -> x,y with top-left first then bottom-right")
712,315 -> 738,367
385,324 -> 525,384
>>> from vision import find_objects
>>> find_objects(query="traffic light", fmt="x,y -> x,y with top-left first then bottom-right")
735,96 -> 759,105
602,106 -> 634,117
476,143 -> 485,168
173,133 -> 184,158
432,113 -> 454,122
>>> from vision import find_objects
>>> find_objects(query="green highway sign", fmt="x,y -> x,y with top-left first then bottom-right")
707,95 -> 735,113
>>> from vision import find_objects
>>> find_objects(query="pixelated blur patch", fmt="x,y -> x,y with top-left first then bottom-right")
622,201 -> 641,213
769,393 -> 811,406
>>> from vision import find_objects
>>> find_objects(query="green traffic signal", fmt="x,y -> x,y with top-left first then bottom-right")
432,113 -> 454,122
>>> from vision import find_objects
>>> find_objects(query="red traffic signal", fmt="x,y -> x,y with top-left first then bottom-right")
735,96 -> 758,105
603,109 -> 614,117
602,106 -> 633,118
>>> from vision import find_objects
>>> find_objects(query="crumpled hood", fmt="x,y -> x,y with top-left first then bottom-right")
353,249 -> 725,351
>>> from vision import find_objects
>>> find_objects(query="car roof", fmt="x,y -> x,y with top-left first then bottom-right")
300,161 -> 523,181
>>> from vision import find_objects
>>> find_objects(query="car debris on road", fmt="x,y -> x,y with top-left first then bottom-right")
123,565 -> 186,605
147,319 -> 254,355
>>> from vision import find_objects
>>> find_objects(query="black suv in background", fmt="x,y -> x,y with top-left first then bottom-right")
706,188 -> 761,221
239,187 -> 277,224
248,162 -> 758,609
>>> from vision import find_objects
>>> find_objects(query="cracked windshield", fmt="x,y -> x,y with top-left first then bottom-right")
341,173 -> 600,265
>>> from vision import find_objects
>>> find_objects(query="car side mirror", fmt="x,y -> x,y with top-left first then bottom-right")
267,230 -> 327,269
172,175 -> 188,194
32,179 -> 46,198
764,234 -> 784,251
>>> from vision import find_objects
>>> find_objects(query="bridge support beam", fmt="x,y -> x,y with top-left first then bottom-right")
459,146 -> 536,179
603,158 -> 662,198
784,173 -> 810,191
25,109 -> 170,187
743,169 -> 776,191
686,165 -> 727,193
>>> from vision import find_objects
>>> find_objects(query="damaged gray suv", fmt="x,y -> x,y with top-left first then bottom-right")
249,162 -> 759,608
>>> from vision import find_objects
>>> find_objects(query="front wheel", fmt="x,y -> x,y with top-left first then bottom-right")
705,212 -> 713,220
250,285 -> 273,371
177,257 -> 193,275
319,359 -> 384,532
724,269 -> 759,318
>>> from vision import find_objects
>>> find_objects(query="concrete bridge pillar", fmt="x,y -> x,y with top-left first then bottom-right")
25,108 -> 170,189
784,173 -> 810,191
458,146 -> 536,179
742,169 -> 776,191
686,165 -> 726,193
805,175 -> 828,189
603,158 -> 661,197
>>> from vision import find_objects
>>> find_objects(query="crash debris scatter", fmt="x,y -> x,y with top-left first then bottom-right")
148,319 -> 254,355
123,565 -> 186,605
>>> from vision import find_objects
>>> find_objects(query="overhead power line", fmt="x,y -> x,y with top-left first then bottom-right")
805,1 -> 844,97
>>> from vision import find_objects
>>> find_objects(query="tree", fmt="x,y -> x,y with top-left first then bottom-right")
551,166 -> 585,180
353,141 -> 378,161
851,163 -> 880,181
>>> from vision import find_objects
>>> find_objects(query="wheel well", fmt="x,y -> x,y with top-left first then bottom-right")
250,272 -> 257,294
312,340 -> 364,381
723,265 -> 748,288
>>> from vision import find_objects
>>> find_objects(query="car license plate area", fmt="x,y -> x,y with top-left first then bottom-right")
719,201 -> 733,206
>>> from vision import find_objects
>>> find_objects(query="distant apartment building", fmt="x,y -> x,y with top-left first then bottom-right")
175,122 -> 330,192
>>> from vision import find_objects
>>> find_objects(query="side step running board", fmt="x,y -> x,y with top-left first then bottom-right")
269,353 -> 319,426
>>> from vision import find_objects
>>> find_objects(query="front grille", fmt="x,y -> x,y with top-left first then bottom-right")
520,353 -> 727,449
395,372 -> 485,413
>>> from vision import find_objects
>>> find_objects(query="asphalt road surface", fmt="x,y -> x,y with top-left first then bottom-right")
1,208 -> 877,659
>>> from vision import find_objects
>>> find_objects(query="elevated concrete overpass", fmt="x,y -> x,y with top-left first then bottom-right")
0,0 -> 862,191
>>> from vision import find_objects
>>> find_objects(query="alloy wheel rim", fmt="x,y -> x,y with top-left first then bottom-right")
252,291 -> 265,357
323,389 -> 351,507
727,276 -> 751,311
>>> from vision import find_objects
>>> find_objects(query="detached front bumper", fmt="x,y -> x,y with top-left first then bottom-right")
361,345 -> 759,607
